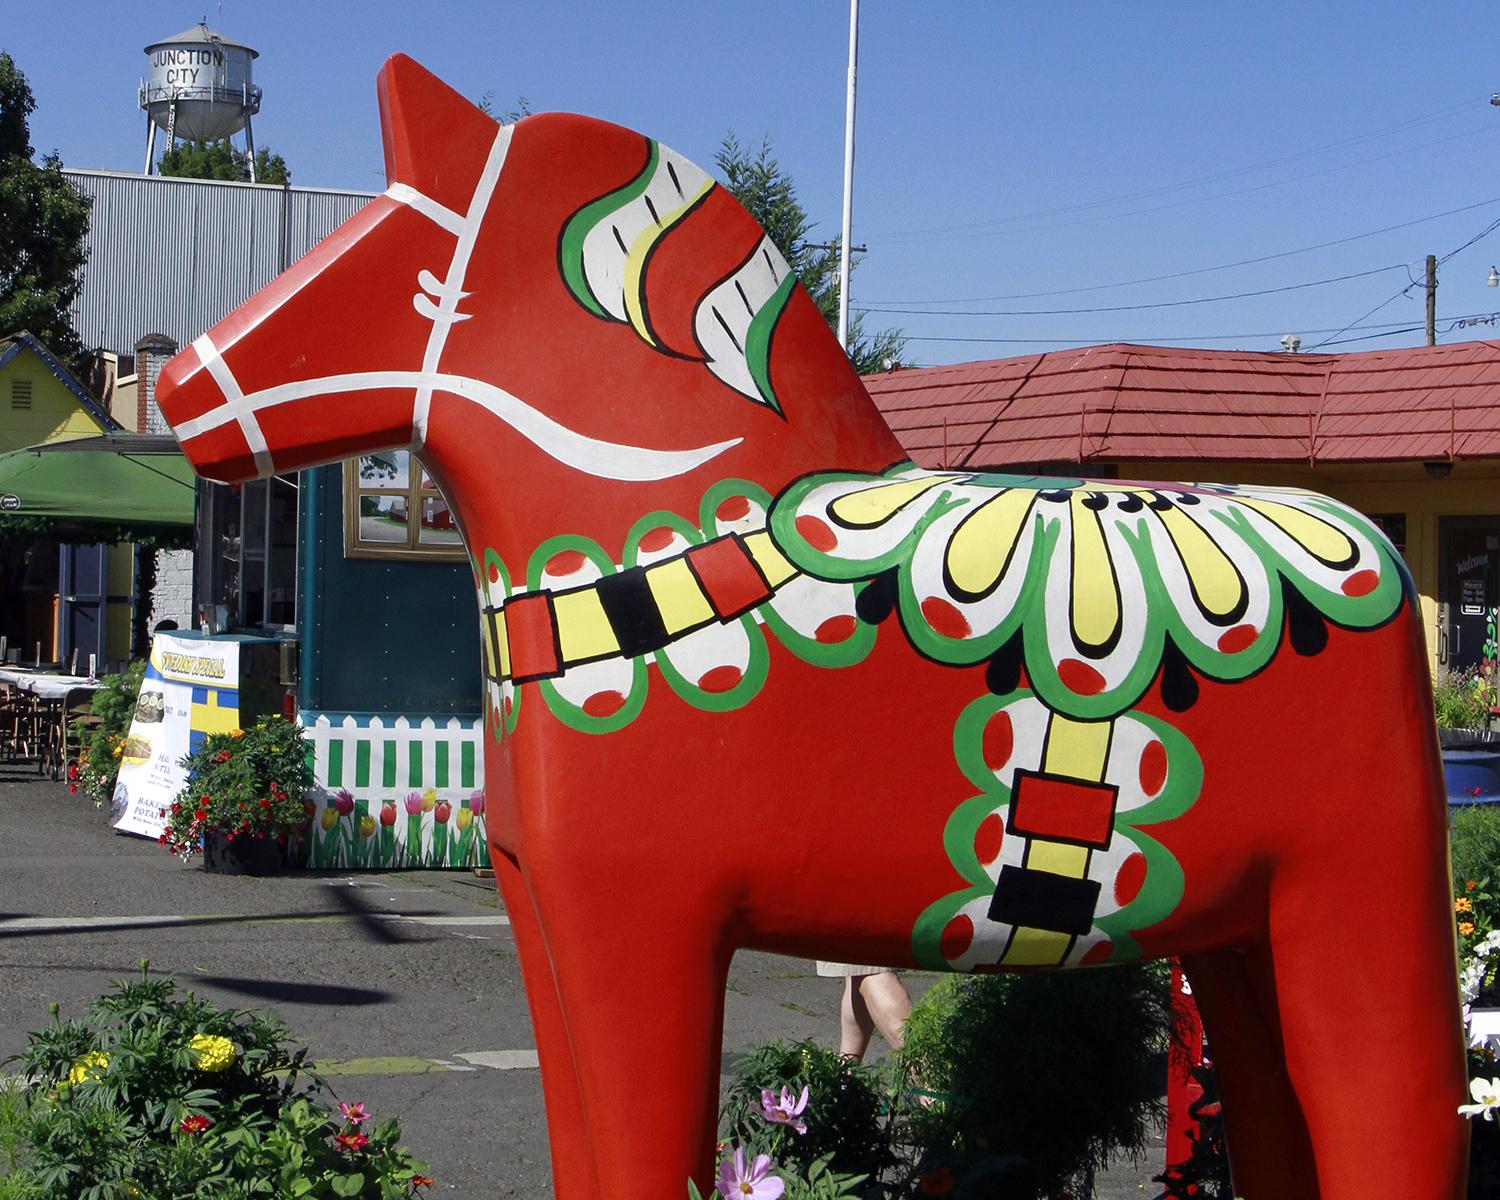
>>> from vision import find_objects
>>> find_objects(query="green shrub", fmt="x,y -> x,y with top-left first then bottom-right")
71,660 -> 145,806
898,964 -> 1173,1200
1435,666 -> 1495,731
161,717 -> 315,857
3,964 -> 432,1198
721,1039 -> 891,1182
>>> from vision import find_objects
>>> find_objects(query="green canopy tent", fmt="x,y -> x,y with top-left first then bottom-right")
0,434 -> 195,542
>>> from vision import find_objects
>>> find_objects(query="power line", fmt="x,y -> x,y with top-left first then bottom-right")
858,196 -> 1500,305
867,95 -> 1488,241
898,318 -> 1430,347
855,264 -> 1405,318
869,123 -> 1500,245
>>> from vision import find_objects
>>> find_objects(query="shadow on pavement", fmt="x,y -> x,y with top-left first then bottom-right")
192,975 -> 391,1007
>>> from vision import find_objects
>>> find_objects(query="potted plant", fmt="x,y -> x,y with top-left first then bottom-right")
1435,665 -> 1499,748
160,717 -> 315,874
70,660 -> 145,813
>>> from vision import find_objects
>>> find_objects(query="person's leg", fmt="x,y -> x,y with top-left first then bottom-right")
838,975 -> 875,1059
857,970 -> 912,1051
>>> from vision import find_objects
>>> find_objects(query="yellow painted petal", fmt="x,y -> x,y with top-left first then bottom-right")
828,474 -> 960,528
945,489 -> 1036,597
1069,496 -> 1120,648
1155,505 -> 1246,619
1237,498 -> 1357,567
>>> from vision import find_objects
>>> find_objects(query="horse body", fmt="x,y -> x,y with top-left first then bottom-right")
158,55 -> 1467,1200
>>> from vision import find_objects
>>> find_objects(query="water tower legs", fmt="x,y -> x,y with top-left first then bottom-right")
244,116 -> 257,183
143,117 -> 157,175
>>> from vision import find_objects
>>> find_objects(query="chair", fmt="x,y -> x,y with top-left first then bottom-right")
54,688 -> 101,782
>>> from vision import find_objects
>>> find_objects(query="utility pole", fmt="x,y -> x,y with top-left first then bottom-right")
1426,253 -> 1437,346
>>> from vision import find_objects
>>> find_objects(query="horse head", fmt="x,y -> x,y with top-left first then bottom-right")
158,54 -> 904,555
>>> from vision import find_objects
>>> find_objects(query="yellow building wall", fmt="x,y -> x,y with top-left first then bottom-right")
1133,458 -> 1500,670
0,348 -> 110,452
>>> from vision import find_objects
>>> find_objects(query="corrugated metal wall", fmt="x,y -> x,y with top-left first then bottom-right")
64,169 -> 374,355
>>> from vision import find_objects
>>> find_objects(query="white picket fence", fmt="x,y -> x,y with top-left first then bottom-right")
300,712 -> 485,801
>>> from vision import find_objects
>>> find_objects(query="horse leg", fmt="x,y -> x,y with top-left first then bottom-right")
491,850 -> 599,1200
1264,854 -> 1469,1200
532,874 -> 730,1199
1182,943 -> 1319,1198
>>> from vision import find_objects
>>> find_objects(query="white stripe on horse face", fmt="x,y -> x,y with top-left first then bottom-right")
174,368 -> 740,483
191,334 -> 275,477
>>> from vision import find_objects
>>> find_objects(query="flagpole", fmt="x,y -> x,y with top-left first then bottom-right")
837,0 -> 859,352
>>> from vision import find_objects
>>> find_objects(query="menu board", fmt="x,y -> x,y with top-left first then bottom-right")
111,633 -> 242,840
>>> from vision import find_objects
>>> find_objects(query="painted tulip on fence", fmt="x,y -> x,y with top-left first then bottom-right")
404,791 -> 424,868
379,801 -> 397,866
432,800 -> 452,866
453,798 -> 474,866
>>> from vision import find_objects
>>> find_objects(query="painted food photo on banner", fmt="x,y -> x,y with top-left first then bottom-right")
112,634 -> 240,838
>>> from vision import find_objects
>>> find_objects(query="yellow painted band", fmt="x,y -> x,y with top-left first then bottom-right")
552,589 -> 620,663
744,531 -> 798,588
946,488 -> 1035,597
646,557 -> 715,634
1042,714 -> 1112,780
1156,505 -> 1245,618
1068,496 -> 1119,648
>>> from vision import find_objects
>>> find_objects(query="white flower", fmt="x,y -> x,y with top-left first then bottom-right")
1459,1076 -> 1500,1120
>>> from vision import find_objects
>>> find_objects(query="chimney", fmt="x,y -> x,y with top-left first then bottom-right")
133,333 -> 179,433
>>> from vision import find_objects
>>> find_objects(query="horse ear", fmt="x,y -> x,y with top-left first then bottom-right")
377,54 -> 500,212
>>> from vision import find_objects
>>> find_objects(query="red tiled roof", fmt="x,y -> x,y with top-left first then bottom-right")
862,339 -> 1500,468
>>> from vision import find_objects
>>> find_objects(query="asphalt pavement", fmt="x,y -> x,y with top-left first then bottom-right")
0,760 -> 1164,1197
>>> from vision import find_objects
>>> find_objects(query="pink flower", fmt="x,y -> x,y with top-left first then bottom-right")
716,1146 -> 784,1199
333,789 -> 355,817
338,1100 -> 369,1126
403,790 -> 423,815
468,788 -> 485,816
757,1084 -> 809,1135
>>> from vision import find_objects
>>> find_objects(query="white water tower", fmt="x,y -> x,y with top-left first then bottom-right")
141,23 -> 262,180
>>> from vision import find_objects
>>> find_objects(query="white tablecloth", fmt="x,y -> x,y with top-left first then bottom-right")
0,670 -> 100,700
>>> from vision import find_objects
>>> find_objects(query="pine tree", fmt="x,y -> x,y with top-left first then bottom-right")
716,134 -> 906,376
0,52 -> 92,362
157,139 -> 290,185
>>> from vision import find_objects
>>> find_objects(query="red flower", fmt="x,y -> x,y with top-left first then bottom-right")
412,1175 -> 434,1189
69,784 -> 78,795
260,798 -> 271,809
303,801 -> 316,816
433,801 -> 452,824
158,833 -> 169,845
179,1114 -> 212,1135
194,808 -> 208,822
334,1132 -> 369,1153
379,802 -> 397,826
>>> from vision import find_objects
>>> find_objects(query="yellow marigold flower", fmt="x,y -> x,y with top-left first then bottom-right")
1458,897 -> 1475,913
65,1050 -> 109,1087
421,788 -> 437,813
1461,921 -> 1478,937
359,815 -> 376,838
228,729 -> 246,739
188,1033 -> 237,1073
456,808 -> 473,831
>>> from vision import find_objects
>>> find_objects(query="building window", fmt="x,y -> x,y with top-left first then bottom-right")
195,475 -> 300,630
343,452 -> 465,560
10,379 -> 31,410
1370,512 -> 1407,559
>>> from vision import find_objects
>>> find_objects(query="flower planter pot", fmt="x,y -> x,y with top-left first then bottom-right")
201,830 -> 282,876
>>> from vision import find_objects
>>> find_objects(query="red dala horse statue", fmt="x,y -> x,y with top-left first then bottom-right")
158,55 -> 1467,1200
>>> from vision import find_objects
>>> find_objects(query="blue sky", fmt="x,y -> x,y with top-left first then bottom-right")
8,2 -> 1500,365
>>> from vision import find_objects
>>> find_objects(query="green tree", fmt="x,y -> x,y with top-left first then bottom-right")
158,139 -> 290,185
716,134 -> 906,376
0,51 -> 91,362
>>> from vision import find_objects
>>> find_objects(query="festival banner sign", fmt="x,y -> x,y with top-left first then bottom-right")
111,634 -> 242,839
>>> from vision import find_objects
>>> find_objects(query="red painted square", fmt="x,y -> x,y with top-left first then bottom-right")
1007,770 -> 1117,849
685,537 -> 772,619
504,593 -> 561,681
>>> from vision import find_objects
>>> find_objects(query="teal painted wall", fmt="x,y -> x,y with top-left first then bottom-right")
299,466 -> 481,714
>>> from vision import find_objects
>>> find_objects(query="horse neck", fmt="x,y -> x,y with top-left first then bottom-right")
421,384 -> 907,573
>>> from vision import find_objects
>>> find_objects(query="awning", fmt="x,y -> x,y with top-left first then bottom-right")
0,434 -> 195,538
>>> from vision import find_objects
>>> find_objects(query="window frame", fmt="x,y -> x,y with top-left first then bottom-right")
341,454 -> 466,562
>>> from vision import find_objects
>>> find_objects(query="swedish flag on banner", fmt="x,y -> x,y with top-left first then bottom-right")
189,685 -> 241,755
